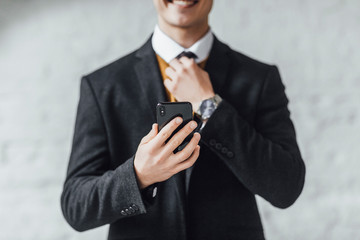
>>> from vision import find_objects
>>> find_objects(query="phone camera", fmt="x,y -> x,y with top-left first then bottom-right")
160,106 -> 166,116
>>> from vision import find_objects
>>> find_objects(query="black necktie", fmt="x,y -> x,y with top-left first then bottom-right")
176,51 -> 198,60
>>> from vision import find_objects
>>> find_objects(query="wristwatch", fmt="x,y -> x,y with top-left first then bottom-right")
195,94 -> 222,121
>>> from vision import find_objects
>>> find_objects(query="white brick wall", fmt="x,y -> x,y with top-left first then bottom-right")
0,0 -> 359,239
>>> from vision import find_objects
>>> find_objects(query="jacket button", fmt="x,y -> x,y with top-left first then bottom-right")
125,208 -> 130,215
131,204 -> 139,211
215,143 -> 222,150
209,139 -> 216,146
129,206 -> 135,214
221,147 -> 228,154
227,151 -> 234,158
121,210 -> 127,216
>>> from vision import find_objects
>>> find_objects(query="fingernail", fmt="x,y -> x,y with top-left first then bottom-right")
176,118 -> 182,124
190,121 -> 197,129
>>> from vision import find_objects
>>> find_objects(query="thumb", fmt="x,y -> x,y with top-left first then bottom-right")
141,123 -> 158,144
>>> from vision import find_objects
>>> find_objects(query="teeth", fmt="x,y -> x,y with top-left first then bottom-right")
172,0 -> 195,6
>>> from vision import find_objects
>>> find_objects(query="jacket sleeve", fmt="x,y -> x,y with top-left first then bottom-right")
61,77 -> 147,232
200,66 -> 305,209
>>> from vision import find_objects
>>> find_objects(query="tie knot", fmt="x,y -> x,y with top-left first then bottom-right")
176,51 -> 198,60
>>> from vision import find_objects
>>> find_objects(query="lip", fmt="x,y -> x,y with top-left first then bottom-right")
167,0 -> 199,8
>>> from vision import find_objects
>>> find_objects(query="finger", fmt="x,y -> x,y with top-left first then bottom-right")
165,67 -> 177,80
178,56 -> 195,67
164,78 -> 176,93
140,124 -> 158,144
163,120 -> 198,154
152,117 -> 183,148
173,145 -> 200,173
173,132 -> 201,161
169,58 -> 183,70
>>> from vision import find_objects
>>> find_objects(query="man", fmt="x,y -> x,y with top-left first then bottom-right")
61,0 -> 306,239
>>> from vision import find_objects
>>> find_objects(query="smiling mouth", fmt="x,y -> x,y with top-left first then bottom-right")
167,0 -> 199,7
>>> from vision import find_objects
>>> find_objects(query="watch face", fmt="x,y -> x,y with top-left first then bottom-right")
200,99 -> 215,119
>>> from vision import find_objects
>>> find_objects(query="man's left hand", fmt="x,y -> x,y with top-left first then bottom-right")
164,56 -> 215,111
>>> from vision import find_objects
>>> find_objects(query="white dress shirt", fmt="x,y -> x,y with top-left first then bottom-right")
151,25 -> 214,63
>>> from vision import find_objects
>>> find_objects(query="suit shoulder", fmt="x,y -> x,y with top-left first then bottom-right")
82,49 -> 140,88
211,37 -> 276,80
228,48 -> 275,74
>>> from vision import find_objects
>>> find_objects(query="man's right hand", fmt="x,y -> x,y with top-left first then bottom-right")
134,117 -> 201,189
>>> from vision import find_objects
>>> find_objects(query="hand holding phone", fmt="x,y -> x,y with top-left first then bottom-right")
133,102 -> 201,189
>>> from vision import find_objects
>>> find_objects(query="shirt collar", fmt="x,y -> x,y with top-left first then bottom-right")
151,25 -> 214,64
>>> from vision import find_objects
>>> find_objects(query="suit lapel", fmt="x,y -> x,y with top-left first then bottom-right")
134,37 -> 167,122
204,36 -> 231,95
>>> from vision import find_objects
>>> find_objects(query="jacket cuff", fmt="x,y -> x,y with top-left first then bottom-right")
141,183 -> 158,206
114,157 -> 147,217
200,100 -> 241,160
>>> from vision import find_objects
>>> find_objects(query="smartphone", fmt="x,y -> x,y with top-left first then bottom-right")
156,102 -> 193,151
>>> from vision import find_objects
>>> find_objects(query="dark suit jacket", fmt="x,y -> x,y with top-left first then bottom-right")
61,36 -> 305,240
